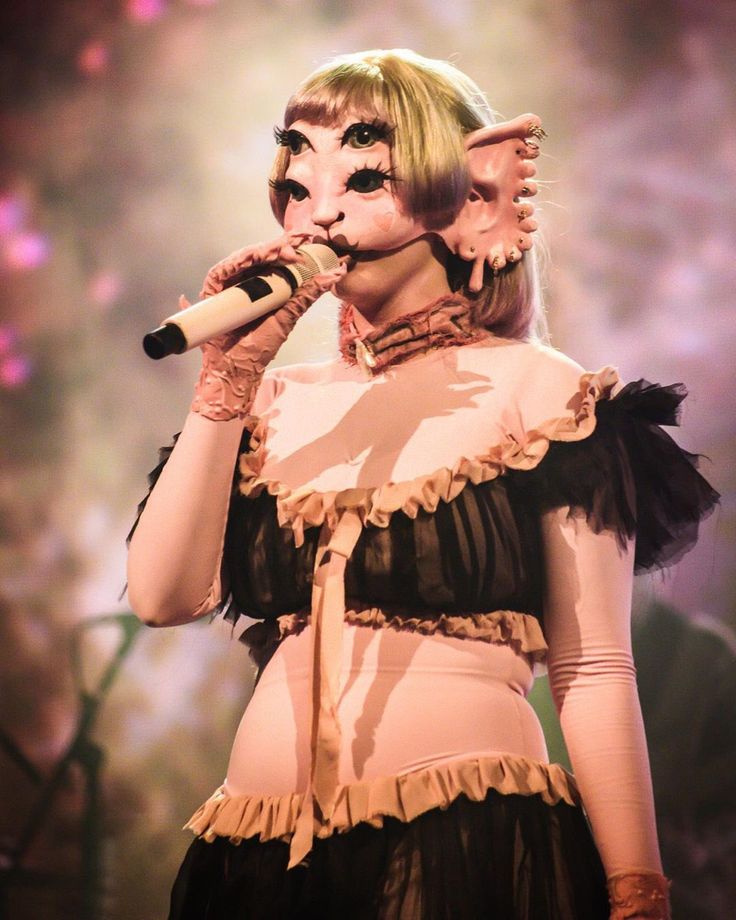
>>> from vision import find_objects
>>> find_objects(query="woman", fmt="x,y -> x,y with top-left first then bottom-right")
127,50 -> 717,919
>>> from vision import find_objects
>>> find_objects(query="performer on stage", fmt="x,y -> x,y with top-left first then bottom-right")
127,49 -> 717,919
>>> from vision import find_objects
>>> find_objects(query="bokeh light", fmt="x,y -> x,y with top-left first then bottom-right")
88,270 -> 124,309
126,0 -> 168,23
0,352 -> 33,388
4,230 -> 51,270
77,40 -> 110,77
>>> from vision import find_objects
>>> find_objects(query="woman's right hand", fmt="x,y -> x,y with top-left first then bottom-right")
197,232 -> 310,300
188,233 -> 347,422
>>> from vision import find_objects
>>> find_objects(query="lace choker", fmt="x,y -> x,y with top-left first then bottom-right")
338,294 -> 490,375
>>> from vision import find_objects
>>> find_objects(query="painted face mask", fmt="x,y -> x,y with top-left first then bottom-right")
273,117 -> 429,254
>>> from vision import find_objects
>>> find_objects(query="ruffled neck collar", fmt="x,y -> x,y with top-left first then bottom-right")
338,293 -> 490,375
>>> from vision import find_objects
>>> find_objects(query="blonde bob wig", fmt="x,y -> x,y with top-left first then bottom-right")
270,49 -> 545,341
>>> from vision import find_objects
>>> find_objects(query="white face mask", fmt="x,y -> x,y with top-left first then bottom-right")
275,117 -> 429,254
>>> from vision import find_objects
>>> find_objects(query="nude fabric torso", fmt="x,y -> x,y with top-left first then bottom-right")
224,623 -> 548,797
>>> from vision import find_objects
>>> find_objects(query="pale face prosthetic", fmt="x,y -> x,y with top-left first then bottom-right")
275,117 -> 430,256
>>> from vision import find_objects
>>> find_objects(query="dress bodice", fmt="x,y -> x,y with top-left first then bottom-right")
217,338 -> 716,638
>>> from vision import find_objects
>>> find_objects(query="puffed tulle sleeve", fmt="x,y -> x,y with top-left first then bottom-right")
127,433 -> 180,544
523,380 -> 720,573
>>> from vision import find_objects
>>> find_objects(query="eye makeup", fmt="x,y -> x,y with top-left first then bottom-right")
268,177 -> 309,201
270,163 -> 398,201
340,120 -> 391,149
345,163 -> 398,194
274,118 -> 392,155
273,126 -> 312,155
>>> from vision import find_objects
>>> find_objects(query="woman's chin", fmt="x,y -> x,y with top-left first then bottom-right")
333,257 -> 380,302
332,236 -> 446,311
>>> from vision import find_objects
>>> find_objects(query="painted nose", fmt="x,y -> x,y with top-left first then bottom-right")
311,200 -> 345,230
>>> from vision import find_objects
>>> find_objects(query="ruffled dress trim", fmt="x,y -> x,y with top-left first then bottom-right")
275,606 -> 548,663
238,366 -> 620,547
185,753 -> 579,846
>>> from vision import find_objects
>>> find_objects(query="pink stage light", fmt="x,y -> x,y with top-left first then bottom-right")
127,0 -> 167,23
0,354 -> 32,388
89,270 -> 123,308
4,232 -> 51,270
78,40 -> 110,76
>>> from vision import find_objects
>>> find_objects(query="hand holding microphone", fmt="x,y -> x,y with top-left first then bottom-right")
143,234 -> 340,359
145,233 -> 346,422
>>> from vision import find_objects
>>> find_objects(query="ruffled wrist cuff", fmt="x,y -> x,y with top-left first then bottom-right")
190,364 -> 257,422
607,871 -> 671,919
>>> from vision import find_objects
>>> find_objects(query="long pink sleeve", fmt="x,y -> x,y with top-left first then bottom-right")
541,507 -> 664,878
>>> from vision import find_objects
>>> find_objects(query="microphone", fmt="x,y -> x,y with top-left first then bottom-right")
142,242 -> 339,359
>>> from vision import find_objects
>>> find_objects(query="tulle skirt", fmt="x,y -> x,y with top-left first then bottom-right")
168,788 -> 608,920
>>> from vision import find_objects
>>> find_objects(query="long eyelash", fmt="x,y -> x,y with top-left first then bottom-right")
273,126 -> 310,150
348,161 -> 400,183
340,117 -> 393,146
373,117 -> 393,138
268,178 -> 294,192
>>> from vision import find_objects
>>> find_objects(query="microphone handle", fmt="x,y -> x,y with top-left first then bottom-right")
143,267 -> 296,360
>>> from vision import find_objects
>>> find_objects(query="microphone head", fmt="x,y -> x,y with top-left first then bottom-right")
286,243 -> 340,285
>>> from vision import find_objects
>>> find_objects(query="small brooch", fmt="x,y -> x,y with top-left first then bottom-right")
354,338 -> 377,376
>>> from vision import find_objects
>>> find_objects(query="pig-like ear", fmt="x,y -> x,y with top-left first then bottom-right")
439,114 -> 546,291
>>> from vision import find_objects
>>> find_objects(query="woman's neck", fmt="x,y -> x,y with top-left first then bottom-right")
334,234 -> 452,326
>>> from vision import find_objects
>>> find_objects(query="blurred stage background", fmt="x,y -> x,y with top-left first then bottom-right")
0,1 -> 733,918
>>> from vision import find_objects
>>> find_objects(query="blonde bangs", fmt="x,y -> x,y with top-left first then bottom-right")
284,62 -> 391,128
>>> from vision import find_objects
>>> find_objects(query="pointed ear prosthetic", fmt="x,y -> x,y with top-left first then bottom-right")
439,113 -> 546,291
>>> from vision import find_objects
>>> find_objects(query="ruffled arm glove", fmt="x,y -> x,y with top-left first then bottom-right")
189,232 -> 346,422
541,510 -> 671,920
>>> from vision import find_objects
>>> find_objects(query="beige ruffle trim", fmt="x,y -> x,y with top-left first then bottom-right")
185,754 -> 580,846
239,367 -> 620,545
277,607 -> 548,663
